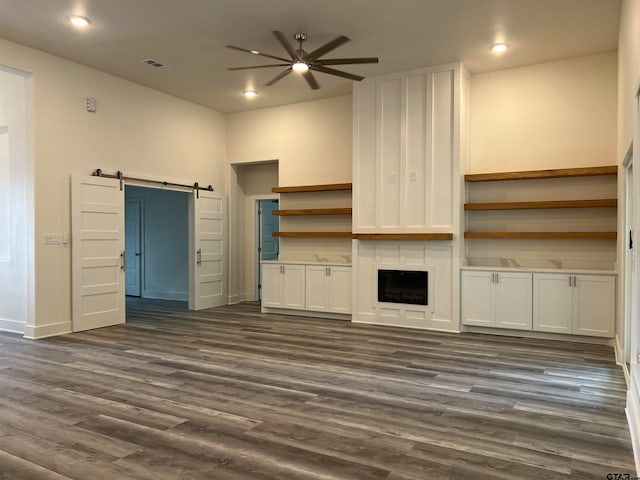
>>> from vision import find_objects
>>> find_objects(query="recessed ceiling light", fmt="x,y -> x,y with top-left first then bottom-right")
68,15 -> 90,27
292,61 -> 309,73
491,43 -> 509,53
243,90 -> 257,97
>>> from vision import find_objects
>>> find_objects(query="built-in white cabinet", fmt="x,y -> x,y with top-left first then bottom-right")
461,270 -> 532,331
533,273 -> 615,337
261,263 -> 305,310
262,262 -> 351,317
306,265 -> 352,314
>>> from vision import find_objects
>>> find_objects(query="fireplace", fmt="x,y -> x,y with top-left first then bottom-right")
377,269 -> 428,306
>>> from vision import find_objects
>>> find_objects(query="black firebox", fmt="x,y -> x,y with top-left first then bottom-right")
377,270 -> 428,306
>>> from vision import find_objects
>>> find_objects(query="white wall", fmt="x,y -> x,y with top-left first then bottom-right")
619,0 -> 640,157
227,95 -> 352,185
470,52 -> 617,173
126,186 -> 189,301
227,96 -> 353,291
0,68 -> 30,333
466,53 -> 619,271
0,38 -> 227,338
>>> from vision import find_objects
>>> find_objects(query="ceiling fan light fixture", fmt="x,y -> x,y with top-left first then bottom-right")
491,43 -> 509,53
292,61 -> 309,73
68,15 -> 91,27
242,89 -> 258,97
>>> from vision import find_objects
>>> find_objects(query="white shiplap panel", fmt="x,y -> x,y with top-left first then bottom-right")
405,74 -> 428,228
354,82 -> 377,230
356,242 -> 376,315
379,78 -> 402,228
431,70 -> 454,228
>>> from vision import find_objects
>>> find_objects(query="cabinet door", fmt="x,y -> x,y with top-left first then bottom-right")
573,275 -> 615,337
306,266 -> 329,312
282,264 -> 306,310
328,266 -> 352,314
533,273 -> 573,334
494,272 -> 532,331
261,263 -> 283,308
461,271 -> 493,327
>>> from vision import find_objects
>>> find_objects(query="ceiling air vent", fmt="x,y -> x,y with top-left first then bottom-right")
142,59 -> 169,70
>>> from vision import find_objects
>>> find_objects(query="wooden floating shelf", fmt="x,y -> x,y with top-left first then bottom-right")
273,208 -> 352,216
464,199 -> 618,210
273,232 -> 352,238
272,183 -> 352,193
353,233 -> 453,241
275,232 -> 454,240
464,231 -> 617,239
465,166 -> 617,182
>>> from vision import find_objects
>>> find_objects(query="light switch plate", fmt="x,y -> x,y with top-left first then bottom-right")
43,234 -> 62,245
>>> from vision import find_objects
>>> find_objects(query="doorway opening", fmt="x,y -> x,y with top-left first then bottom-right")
624,146 -> 633,368
124,185 -> 190,304
256,199 -> 279,300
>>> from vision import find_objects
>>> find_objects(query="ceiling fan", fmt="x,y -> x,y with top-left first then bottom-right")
226,31 -> 379,90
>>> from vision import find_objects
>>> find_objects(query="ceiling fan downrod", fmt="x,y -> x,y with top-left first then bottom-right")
294,32 -> 307,59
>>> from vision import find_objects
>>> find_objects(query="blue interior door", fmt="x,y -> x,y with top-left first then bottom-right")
260,200 -> 279,261
125,200 -> 142,296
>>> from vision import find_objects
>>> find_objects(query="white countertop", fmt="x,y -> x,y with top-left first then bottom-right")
261,260 -> 352,266
461,265 -> 616,275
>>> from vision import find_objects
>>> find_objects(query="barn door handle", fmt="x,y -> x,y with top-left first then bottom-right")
197,248 -> 202,265
120,251 -> 126,271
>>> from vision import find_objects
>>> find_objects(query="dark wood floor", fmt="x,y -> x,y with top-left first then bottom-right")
0,299 -> 635,479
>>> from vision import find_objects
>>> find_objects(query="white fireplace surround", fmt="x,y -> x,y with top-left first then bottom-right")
352,240 -> 458,332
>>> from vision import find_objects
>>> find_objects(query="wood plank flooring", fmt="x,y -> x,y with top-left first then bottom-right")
0,298 -> 634,479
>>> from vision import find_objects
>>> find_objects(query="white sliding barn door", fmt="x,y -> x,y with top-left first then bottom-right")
71,175 -> 125,332
190,190 -> 225,310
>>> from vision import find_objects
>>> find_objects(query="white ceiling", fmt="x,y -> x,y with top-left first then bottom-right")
0,0 -> 621,113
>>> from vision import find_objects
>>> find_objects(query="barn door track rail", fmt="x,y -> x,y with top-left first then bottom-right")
92,169 -> 214,198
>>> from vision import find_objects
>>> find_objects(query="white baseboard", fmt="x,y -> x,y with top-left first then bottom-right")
142,290 -> 188,301
227,294 -> 242,305
0,318 -> 25,335
261,306 -> 351,321
351,312 -> 459,332
23,321 -> 71,340
627,379 -> 640,475
463,325 -> 614,345
352,318 -> 460,333
615,334 -> 631,388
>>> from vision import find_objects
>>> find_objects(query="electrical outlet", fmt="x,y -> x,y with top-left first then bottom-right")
409,171 -> 417,182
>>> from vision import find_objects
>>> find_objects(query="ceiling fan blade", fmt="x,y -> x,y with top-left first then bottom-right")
313,57 -> 379,66
302,70 -> 320,90
265,68 -> 292,86
305,35 -> 350,61
311,65 -> 364,81
226,45 -> 290,63
228,64 -> 291,71
272,31 -> 299,59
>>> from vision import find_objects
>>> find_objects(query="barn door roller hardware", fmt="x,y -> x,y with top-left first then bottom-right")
92,169 -> 214,195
